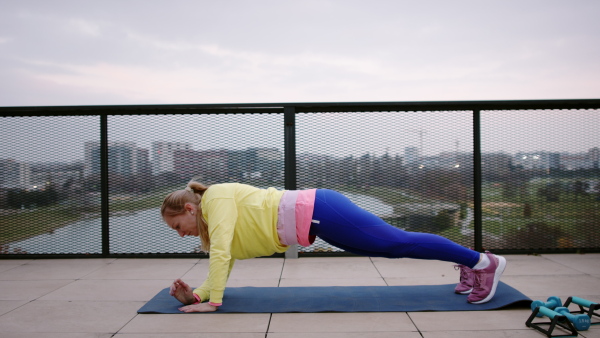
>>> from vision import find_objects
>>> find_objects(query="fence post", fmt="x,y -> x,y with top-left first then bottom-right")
473,109 -> 483,252
284,106 -> 299,259
100,114 -> 110,256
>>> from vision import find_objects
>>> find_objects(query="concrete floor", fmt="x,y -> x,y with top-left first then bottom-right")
0,254 -> 599,337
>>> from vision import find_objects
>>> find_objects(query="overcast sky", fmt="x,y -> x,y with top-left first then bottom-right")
1,1 -> 599,163
1,0 -> 599,106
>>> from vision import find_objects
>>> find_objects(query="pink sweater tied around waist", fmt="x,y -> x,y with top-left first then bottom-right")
276,189 -> 317,247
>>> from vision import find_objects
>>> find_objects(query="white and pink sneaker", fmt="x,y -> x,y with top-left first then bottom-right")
467,252 -> 506,304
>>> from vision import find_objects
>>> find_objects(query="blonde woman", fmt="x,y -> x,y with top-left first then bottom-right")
162,181 -> 506,312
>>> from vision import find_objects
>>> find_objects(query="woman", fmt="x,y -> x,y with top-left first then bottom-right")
162,181 -> 506,312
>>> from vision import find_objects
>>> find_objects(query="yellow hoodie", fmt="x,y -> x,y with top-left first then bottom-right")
193,183 -> 288,305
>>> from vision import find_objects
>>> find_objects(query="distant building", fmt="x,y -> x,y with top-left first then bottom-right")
514,152 -> 560,170
404,147 -> 419,166
136,148 -> 152,175
560,148 -> 600,170
151,141 -> 192,175
589,147 -> 599,169
482,153 -> 512,177
560,153 -> 589,170
174,149 -> 228,181
30,162 -> 84,189
84,141 -> 150,176
0,159 -> 31,189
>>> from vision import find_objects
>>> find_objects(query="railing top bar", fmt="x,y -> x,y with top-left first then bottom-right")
1,98 -> 599,116
0,105 -> 285,116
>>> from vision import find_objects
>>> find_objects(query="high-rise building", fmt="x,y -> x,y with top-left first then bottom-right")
151,141 -> 192,175
404,147 -> 420,166
0,159 -> 31,189
84,141 -> 148,176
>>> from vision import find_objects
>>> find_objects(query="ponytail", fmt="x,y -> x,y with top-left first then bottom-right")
161,180 -> 211,252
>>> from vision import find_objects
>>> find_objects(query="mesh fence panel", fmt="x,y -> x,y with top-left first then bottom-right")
1,116 -> 100,254
1,106 -> 599,256
106,113 -> 284,254
296,111 -> 474,254
481,109 -> 600,251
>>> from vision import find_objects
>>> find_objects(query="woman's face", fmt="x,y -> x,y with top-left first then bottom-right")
164,203 -> 199,237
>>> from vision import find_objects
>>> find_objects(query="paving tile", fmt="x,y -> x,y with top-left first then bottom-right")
0,280 -> 74,300
83,258 -> 197,280
0,300 -> 141,333
2,332 -> 113,338
227,278 -> 280,287
268,333 -> 422,338
580,329 -> 600,338
180,260 -> 209,280
421,330 -> 551,337
114,334 -> 265,338
0,300 -> 28,315
279,277 -> 387,287
1,334 -> 114,338
39,279 -> 171,301
0,264 -> 23,274
120,313 -> 270,333
182,258 -> 283,284
228,258 -> 284,280
502,254 -> 585,276
371,257 -> 458,278
26,258 -> 116,265
385,276 -> 458,286
410,309 -> 531,331
0,259 -> 113,280
0,259 -> 33,265
269,312 -> 416,333
541,253 -> 600,275
281,257 -> 380,279
502,274 -> 600,299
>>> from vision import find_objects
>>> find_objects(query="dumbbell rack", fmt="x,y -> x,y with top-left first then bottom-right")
526,306 -> 578,338
526,296 -> 600,337
564,296 -> 600,326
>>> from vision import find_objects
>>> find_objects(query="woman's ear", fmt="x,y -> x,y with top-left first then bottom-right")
184,202 -> 196,213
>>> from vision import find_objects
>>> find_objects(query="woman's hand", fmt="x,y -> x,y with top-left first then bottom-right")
178,303 -> 218,313
169,278 -> 195,305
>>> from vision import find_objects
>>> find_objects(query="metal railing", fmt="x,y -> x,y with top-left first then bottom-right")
1,99 -> 600,258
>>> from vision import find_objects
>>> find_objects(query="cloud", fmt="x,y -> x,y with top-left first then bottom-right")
67,19 -> 103,37
1,0 -> 599,106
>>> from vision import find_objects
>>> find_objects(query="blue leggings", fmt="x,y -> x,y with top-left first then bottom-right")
309,189 -> 480,268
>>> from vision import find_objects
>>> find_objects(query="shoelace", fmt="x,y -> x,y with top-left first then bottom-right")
454,265 -> 470,282
471,270 -> 487,292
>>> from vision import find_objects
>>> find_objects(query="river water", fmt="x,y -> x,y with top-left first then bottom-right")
6,192 -> 392,255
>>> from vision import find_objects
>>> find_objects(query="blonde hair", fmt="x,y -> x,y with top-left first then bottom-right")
161,180 -> 210,252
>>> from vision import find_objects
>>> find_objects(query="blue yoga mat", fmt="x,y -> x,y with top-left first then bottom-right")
138,282 -> 531,313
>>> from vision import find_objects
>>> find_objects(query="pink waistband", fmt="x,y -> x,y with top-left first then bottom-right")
277,189 -> 317,247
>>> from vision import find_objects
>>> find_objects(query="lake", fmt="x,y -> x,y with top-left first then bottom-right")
6,192 -> 393,255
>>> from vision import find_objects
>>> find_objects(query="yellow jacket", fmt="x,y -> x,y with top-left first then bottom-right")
193,183 -> 288,305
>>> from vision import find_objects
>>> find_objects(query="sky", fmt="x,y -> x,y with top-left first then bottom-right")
0,1 -> 599,163
1,0 -> 599,106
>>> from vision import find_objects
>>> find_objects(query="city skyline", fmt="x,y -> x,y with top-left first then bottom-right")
3,138 -> 598,168
1,109 -> 599,164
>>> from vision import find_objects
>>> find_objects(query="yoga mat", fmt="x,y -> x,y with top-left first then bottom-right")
138,282 -> 531,313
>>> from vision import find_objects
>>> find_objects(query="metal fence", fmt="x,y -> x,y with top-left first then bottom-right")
1,100 -> 599,258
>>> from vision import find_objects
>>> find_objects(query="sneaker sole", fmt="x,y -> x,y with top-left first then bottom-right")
469,255 -> 506,304
456,288 -> 472,295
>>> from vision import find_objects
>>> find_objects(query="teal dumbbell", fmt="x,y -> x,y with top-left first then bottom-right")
565,296 -> 600,326
531,296 -> 562,317
555,307 -> 591,331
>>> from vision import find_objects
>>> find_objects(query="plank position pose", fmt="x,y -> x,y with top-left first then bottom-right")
161,181 -> 506,312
